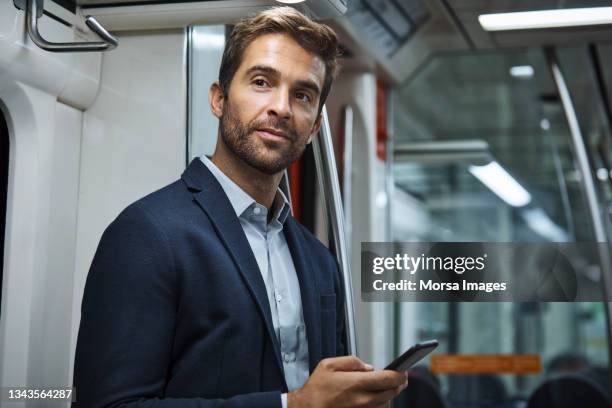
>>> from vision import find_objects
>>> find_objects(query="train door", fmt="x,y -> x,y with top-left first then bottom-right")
0,0 -> 99,395
390,46 -> 612,406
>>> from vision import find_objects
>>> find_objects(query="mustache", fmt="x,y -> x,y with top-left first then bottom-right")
247,118 -> 297,141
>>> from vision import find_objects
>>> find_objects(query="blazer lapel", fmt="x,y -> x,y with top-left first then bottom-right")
181,159 -> 287,387
283,217 -> 322,373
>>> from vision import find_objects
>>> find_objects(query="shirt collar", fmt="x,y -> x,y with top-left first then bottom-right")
200,155 -> 291,225
272,188 -> 291,225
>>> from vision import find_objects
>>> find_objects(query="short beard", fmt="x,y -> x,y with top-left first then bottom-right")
219,99 -> 307,175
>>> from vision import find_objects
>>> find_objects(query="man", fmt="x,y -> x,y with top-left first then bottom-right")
73,7 -> 407,408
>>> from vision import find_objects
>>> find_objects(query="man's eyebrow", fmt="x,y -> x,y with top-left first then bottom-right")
245,65 -> 280,78
245,64 -> 321,95
295,79 -> 321,96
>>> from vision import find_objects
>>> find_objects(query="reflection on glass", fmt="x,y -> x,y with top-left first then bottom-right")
468,161 -> 532,207
188,25 -> 226,161
390,48 -> 610,405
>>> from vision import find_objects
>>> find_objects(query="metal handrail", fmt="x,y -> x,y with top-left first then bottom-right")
25,0 -> 118,52
546,47 -> 612,389
312,108 -> 357,356
342,106 -> 354,258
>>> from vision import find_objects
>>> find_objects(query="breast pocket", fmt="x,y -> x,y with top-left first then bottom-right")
320,294 -> 337,357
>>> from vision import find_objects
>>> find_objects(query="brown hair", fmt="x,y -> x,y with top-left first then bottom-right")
218,6 -> 340,114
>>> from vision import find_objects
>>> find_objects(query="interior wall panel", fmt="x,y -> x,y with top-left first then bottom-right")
70,30 -> 187,377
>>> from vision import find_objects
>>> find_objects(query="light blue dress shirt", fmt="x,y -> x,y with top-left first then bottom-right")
201,156 -> 309,408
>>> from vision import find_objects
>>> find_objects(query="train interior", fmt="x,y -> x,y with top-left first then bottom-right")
1,0 -> 611,406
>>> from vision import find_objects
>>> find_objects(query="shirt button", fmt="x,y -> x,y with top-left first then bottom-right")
283,353 -> 294,363
275,293 -> 283,302
253,207 -> 261,215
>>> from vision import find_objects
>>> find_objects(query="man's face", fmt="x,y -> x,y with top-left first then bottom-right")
217,33 -> 325,175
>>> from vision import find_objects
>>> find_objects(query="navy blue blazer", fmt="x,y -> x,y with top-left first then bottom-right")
73,158 -> 346,408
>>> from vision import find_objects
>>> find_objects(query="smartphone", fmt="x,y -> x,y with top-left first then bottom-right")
385,340 -> 439,371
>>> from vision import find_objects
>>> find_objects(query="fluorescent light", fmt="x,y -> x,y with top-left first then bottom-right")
510,65 -> 534,78
469,161 -> 532,207
596,168 -> 609,181
521,207 -> 569,241
275,0 -> 306,3
479,7 -> 612,31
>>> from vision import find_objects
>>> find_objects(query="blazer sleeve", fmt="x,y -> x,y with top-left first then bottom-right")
72,204 -> 281,408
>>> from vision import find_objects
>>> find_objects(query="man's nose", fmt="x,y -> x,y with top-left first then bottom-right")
267,89 -> 292,120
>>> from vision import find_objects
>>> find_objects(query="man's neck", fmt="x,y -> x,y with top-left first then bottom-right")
210,142 -> 283,212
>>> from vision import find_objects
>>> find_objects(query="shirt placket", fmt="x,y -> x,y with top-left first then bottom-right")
269,231 -> 298,389
251,202 -> 304,391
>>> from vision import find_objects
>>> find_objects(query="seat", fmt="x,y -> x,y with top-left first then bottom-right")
393,375 -> 446,408
526,374 -> 611,408
447,374 -> 508,408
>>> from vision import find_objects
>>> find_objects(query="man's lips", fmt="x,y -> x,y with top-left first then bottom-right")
256,128 -> 289,141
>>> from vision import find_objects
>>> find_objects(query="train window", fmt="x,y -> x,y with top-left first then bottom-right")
555,45 -> 612,224
391,48 -> 611,405
186,25 -> 227,161
0,107 -> 7,319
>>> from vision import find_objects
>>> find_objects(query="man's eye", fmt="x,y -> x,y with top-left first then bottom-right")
253,79 -> 269,87
296,92 -> 311,103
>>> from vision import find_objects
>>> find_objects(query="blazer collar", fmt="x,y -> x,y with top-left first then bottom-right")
199,156 -> 291,226
181,158 -> 288,389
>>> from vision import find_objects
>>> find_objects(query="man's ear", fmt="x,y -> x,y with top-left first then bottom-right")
209,81 -> 224,119
307,114 -> 323,144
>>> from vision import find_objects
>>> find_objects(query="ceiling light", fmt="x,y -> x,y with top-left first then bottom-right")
479,7 -> 612,31
275,0 -> 306,3
510,65 -> 534,78
521,207 -> 569,241
469,161 -> 532,207
596,168 -> 609,181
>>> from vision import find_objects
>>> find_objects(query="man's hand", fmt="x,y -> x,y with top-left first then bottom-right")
287,356 -> 408,408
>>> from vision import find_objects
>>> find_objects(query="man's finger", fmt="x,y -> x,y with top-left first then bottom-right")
343,370 -> 407,391
320,356 -> 373,372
